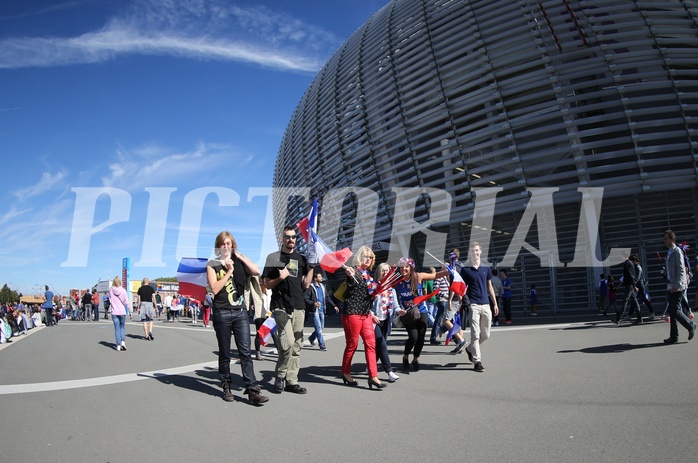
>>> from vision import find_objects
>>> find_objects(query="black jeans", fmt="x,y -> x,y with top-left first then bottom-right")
212,308 -> 257,388
502,297 -> 512,321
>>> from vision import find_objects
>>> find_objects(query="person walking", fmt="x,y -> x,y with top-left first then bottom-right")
395,257 -> 448,371
262,226 -> 314,395
207,230 -> 268,405
372,263 -> 400,382
304,270 -> 338,351
490,268 -> 502,326
614,255 -> 641,325
341,246 -> 385,389
137,278 -> 157,340
108,276 -> 130,351
460,241 -> 499,372
662,229 -> 696,344
500,269 -> 513,324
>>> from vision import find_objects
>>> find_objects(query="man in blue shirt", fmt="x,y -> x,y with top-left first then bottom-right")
43,285 -> 55,326
460,242 -> 498,372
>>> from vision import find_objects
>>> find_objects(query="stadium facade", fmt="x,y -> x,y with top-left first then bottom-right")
272,0 -> 698,313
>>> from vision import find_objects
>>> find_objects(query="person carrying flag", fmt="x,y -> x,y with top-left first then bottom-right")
207,231 -> 269,405
395,257 -> 450,371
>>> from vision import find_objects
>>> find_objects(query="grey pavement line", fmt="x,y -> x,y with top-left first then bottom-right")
0,320 -> 592,395
0,361 -> 217,396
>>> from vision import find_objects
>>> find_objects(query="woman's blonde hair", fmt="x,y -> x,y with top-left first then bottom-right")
112,276 -> 122,287
376,262 -> 391,276
352,245 -> 375,270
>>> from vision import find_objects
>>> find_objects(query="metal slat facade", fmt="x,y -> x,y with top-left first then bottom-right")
272,0 -> 698,314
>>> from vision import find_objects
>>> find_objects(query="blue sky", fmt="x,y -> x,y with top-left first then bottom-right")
0,0 -> 387,297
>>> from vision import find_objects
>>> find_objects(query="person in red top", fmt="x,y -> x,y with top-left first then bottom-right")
91,290 -> 100,321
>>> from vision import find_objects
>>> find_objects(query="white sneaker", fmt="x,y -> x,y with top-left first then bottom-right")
387,371 -> 400,382
116,345 -> 121,351
121,342 -> 127,351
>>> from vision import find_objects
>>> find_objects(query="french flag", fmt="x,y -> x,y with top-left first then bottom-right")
257,316 -> 277,346
445,312 -> 461,346
176,257 -> 208,301
297,198 -> 352,273
448,265 -> 467,298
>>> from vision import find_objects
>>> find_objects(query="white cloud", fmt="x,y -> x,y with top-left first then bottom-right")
0,0 -> 340,72
0,205 -> 32,225
101,141 -> 251,192
12,170 -> 69,200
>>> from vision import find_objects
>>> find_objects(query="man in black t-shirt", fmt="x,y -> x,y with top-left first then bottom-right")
262,226 -> 314,394
137,278 -> 157,341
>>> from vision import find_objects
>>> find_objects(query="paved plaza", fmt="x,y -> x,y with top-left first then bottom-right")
1,312 -> 695,463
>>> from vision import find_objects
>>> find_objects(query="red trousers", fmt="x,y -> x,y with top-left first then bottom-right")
202,307 -> 211,326
341,314 -> 378,377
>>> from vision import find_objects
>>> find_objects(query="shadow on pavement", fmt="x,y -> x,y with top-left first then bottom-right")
138,367 -> 222,399
558,341 -> 670,354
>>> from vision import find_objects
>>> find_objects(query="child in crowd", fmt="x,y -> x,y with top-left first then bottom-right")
529,284 -> 538,316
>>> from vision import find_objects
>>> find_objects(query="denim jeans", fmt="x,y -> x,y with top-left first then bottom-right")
308,309 -> 326,348
668,291 -> 693,340
425,301 -> 436,327
112,315 -> 126,345
212,308 -> 257,388
430,300 -> 447,341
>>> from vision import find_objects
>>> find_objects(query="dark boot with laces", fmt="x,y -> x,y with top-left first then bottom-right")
245,385 -> 269,405
221,380 -> 235,402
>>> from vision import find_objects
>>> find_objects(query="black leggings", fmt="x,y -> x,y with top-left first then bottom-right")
403,312 -> 428,358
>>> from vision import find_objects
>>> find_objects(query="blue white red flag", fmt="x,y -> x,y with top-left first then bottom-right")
448,265 -> 467,298
257,316 -> 277,346
176,257 -> 208,301
297,198 -> 352,273
445,312 -> 461,346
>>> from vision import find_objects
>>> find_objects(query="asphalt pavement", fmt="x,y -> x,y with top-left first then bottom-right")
0,311 -> 695,463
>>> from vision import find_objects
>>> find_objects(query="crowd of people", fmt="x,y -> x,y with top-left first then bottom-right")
597,230 -> 697,343
4,227 -> 695,404
192,224 -> 508,404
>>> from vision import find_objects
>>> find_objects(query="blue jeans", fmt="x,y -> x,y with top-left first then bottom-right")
308,309 -> 325,348
212,308 -> 257,388
425,301 -> 436,327
430,300 -> 447,341
668,291 -> 694,341
112,315 -> 126,346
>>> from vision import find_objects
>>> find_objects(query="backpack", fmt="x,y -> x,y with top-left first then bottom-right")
678,245 -> 694,282
1,318 -> 13,342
